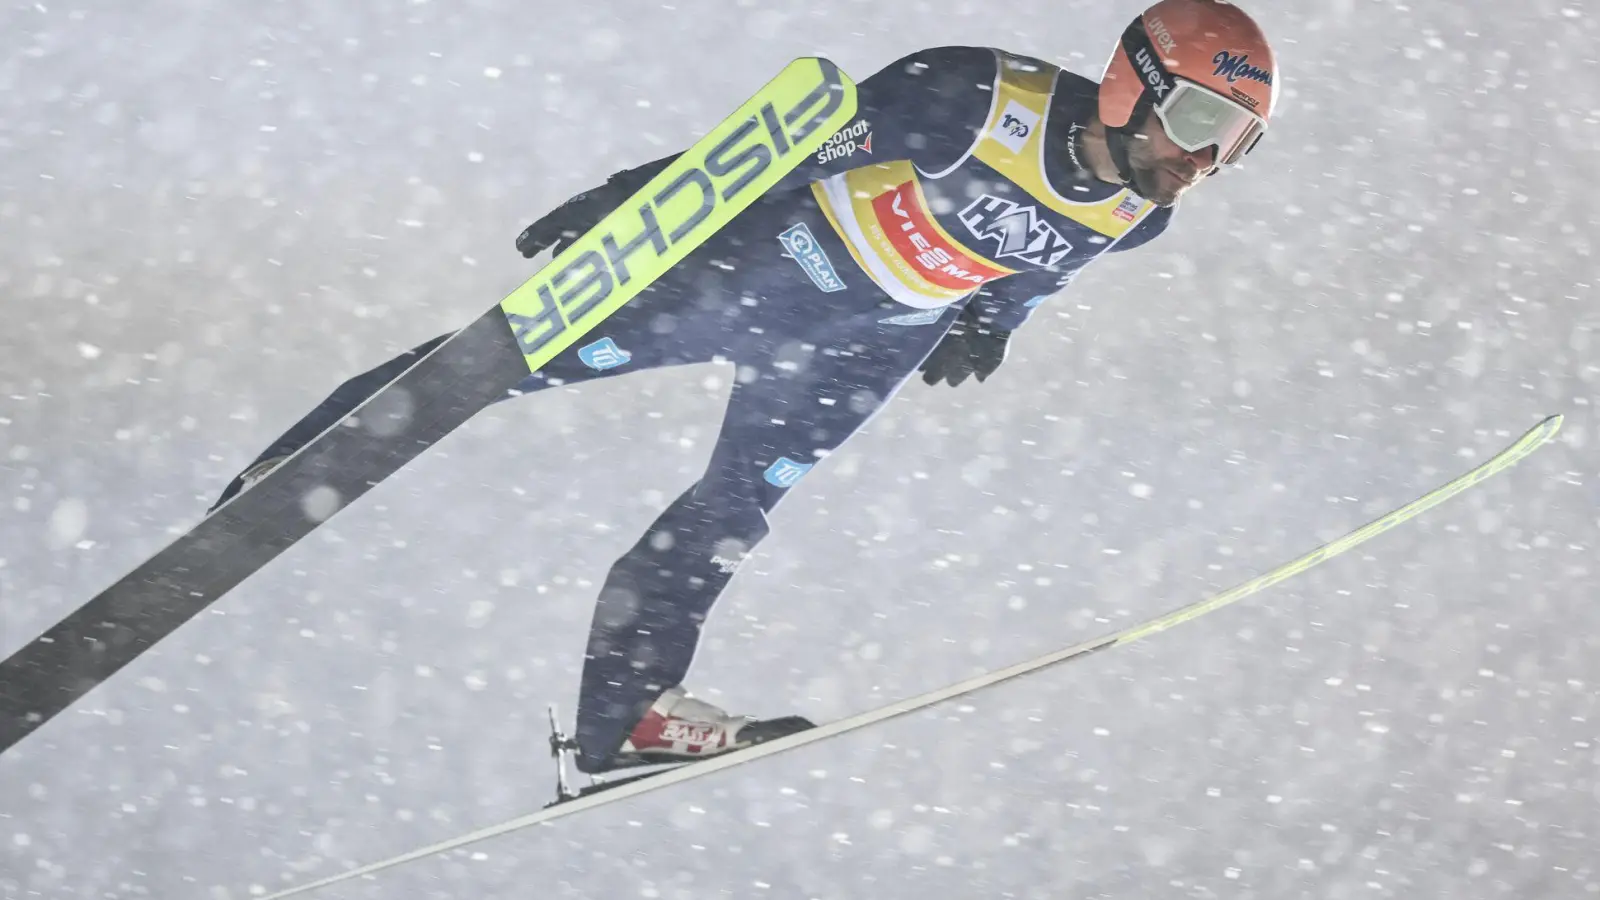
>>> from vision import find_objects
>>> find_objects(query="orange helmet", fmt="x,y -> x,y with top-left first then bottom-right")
1099,0 -> 1279,177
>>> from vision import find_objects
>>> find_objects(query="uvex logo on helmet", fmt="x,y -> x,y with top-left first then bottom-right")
1133,47 -> 1173,97
1146,16 -> 1178,54
1212,51 -> 1273,86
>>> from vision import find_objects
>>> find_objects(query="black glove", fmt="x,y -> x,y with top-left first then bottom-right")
515,153 -> 683,259
514,188 -> 601,259
919,305 -> 1011,387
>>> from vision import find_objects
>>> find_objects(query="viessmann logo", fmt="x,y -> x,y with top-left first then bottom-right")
503,61 -> 850,361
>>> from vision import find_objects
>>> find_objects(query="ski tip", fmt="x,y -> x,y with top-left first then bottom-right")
1531,413 -> 1564,442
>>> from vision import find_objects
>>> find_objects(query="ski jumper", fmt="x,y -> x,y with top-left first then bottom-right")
214,47 -> 1176,772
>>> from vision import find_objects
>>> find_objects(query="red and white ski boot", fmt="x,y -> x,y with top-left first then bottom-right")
609,686 -> 813,768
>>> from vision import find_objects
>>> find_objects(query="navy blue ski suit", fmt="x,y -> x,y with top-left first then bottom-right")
218,47 -> 1176,772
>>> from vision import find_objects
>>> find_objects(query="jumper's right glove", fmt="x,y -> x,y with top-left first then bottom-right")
919,305 -> 1011,388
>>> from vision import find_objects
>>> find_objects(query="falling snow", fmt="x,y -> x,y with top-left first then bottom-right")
1,1 -> 1597,899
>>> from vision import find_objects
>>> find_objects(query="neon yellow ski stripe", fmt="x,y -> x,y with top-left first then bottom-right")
1110,414 -> 1563,645
498,57 -> 859,373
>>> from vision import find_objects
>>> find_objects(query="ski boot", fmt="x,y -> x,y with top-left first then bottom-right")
545,688 -> 814,806
607,685 -> 814,769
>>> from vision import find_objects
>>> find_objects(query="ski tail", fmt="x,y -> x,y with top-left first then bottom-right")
0,56 -> 860,758
0,308 -> 531,755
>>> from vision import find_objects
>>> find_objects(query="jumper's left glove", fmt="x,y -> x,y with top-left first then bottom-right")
918,306 -> 1011,387
515,153 -> 683,260
514,188 -> 604,259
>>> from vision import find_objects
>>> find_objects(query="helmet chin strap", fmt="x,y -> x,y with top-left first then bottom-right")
1104,125 -> 1140,191
1105,78 -> 1161,194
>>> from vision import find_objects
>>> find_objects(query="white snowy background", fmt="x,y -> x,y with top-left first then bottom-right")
2,0 -> 1597,897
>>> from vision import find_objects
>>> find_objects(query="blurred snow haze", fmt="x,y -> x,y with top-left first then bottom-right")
2,1 -> 1597,898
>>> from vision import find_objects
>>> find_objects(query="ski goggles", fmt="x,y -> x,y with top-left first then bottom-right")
1153,78 -> 1267,169
1118,19 -> 1269,170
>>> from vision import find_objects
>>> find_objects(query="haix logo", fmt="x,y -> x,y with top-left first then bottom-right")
957,195 -> 1073,268
1147,16 -> 1177,54
816,118 -> 873,164
1213,51 -> 1273,86
1133,47 -> 1172,97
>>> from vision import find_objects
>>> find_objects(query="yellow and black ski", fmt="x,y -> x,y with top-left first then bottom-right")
0,57 -> 858,757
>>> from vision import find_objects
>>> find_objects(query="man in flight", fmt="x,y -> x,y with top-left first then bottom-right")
214,0 -> 1280,776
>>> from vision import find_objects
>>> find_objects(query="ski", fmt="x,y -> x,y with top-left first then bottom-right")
251,414 -> 1562,900
0,57 -> 859,757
